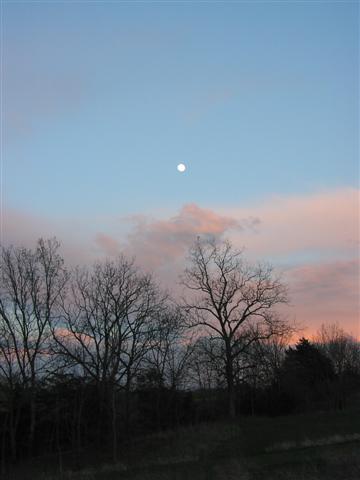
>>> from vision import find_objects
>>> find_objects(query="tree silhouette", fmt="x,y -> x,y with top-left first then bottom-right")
0,238 -> 68,458
281,338 -> 335,410
181,238 -> 291,418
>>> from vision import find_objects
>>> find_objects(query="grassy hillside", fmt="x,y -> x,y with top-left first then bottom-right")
8,406 -> 360,480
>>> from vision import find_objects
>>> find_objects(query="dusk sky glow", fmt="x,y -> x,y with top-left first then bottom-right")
2,1 -> 359,337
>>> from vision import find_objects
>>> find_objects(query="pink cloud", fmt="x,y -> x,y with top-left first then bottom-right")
95,233 -> 121,257
121,203 -> 256,270
3,188 -> 359,337
2,208 -> 95,266
225,187 -> 359,260
285,259 -> 359,339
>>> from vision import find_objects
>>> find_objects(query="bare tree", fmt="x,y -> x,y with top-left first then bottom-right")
181,238 -> 291,418
314,323 -> 360,409
146,305 -> 194,390
53,256 -> 164,460
189,336 -> 225,391
0,238 -> 68,457
314,323 -> 360,376
138,305 -> 195,428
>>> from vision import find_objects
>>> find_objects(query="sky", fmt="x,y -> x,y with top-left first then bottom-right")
1,0 -> 359,338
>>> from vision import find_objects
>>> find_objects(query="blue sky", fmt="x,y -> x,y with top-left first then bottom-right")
4,1 -> 358,217
2,1 -> 359,335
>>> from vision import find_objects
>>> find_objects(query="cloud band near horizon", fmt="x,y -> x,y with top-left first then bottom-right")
2,187 -> 359,338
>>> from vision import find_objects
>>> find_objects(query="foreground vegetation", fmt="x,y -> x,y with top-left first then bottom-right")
1,238 -> 359,477
7,403 -> 360,480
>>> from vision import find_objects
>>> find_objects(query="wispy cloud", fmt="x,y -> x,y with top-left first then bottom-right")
285,259 -> 359,338
95,233 -> 121,257
121,203 -> 252,269
185,87 -> 235,124
3,188 -> 359,336
2,208 -> 94,265
4,56 -> 87,143
225,187 -> 359,261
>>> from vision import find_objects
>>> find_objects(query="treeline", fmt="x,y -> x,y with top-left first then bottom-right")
0,238 -> 359,471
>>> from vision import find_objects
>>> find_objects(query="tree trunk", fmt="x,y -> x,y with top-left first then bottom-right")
225,350 -> 236,419
55,393 -> 63,477
97,383 -> 107,451
1,413 -> 8,475
156,387 -> 162,431
9,406 -> 17,462
124,375 -> 132,436
28,390 -> 37,456
227,382 -> 236,419
111,386 -> 117,463
76,388 -> 84,457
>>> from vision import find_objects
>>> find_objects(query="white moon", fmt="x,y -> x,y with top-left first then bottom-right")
177,163 -> 186,173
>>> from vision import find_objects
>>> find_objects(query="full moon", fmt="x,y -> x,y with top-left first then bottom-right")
177,163 -> 186,173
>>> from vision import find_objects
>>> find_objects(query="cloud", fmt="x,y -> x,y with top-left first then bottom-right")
4,56 -> 87,144
285,259 -> 359,338
3,188 -> 359,337
121,203 -> 257,270
2,208 -> 95,266
95,233 -> 121,257
224,187 -> 359,261
185,87 -> 235,124
113,189 -> 357,271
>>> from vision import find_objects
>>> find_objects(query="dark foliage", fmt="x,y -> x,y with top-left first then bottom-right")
0,240 -> 359,476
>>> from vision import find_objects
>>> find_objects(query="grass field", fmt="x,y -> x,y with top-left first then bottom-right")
8,406 -> 360,480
